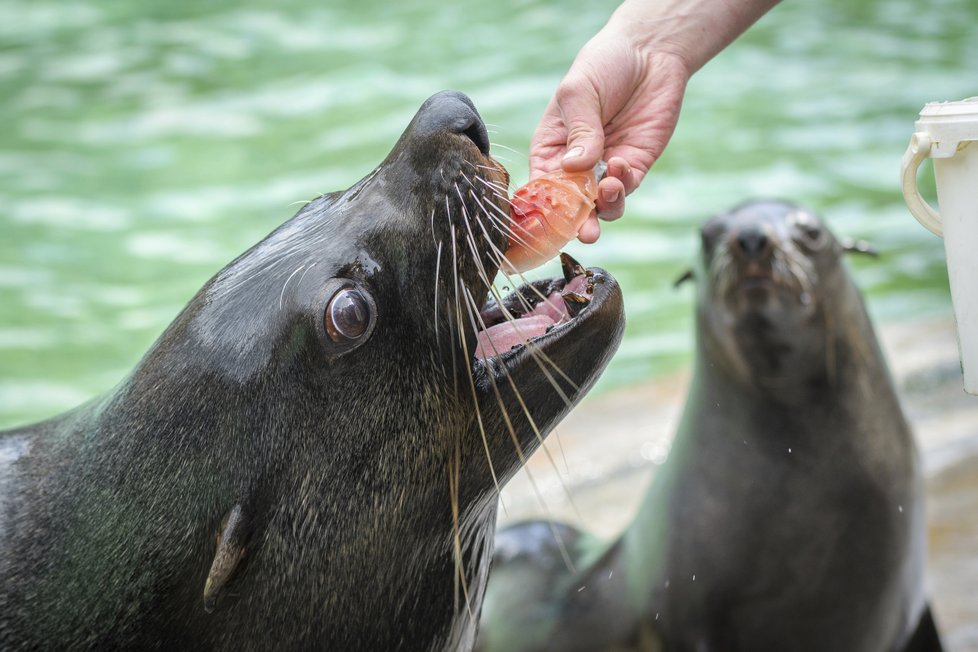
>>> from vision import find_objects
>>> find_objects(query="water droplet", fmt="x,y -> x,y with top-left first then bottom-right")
640,440 -> 670,465
788,447 -> 792,453
692,574 -> 696,581
898,505 -> 903,513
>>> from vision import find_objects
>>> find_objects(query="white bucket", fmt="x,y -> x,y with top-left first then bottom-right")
901,97 -> 978,395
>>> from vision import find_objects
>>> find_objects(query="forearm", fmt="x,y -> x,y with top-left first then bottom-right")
605,0 -> 781,75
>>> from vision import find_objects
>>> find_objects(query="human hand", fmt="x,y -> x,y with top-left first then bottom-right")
530,33 -> 690,243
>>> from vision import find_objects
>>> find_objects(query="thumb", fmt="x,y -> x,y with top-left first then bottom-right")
554,81 -> 605,172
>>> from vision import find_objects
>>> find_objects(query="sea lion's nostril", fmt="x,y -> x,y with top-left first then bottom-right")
735,228 -> 769,259
417,90 -> 491,155
460,119 -> 491,156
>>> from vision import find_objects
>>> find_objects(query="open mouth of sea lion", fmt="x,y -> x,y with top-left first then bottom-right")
473,252 -> 601,361
411,95 -> 620,376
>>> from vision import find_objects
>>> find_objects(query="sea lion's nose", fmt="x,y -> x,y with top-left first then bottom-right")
733,226 -> 772,260
416,90 -> 491,155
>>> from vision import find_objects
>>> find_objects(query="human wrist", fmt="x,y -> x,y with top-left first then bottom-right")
604,0 -> 779,75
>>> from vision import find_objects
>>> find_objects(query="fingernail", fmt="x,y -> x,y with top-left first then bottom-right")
602,188 -> 621,203
563,146 -> 585,162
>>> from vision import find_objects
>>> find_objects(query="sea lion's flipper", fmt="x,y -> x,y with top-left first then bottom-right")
900,604 -> 944,652
203,504 -> 249,613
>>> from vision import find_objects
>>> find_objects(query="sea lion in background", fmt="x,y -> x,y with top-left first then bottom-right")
0,90 -> 625,650
476,199 -> 943,652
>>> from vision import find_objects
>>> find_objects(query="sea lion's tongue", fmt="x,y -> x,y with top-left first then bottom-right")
474,275 -> 589,359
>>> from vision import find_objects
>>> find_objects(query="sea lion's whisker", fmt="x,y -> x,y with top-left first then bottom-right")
462,162 -> 514,196
471,163 -> 512,184
480,175 -> 512,192
448,222 -> 463,397
488,142 -> 527,159
471,216 -> 577,486
458,245 -> 580,400
462,286 -> 583,524
451,189 -> 506,504
458,176 -> 544,284
455,177 -> 524,285
457,218 -> 579,405
455,184 -> 501,285
785,249 -> 815,296
462,200 -> 546,318
459,287 -> 577,574
465,182 -> 548,261
430,207 -> 440,246
469,171 -> 513,197
711,247 -> 735,299
456,192 -> 536,322
449,224 -> 475,618
434,239 -> 443,352
454,188 -> 537,322
475,181 -> 513,206
448,438 -> 474,620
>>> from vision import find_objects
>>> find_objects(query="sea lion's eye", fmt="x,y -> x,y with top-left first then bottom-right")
793,213 -> 826,248
325,287 -> 372,343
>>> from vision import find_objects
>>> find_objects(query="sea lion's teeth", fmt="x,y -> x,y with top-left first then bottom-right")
559,252 -> 586,282
203,504 -> 249,614
562,292 -> 589,317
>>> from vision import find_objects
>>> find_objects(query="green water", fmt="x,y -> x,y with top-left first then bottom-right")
0,0 -> 974,428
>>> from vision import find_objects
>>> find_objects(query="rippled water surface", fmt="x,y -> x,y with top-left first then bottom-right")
1,0 -> 976,427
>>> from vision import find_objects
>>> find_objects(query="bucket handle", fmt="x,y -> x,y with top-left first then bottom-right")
900,132 -> 943,237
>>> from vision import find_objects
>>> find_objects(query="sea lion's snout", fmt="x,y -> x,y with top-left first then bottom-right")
413,90 -> 492,155
730,223 -> 774,262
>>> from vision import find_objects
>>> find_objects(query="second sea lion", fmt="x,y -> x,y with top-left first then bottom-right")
476,199 -> 942,652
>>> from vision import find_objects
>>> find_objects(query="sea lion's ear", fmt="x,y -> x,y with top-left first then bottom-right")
203,504 -> 249,613
674,269 -> 694,288
841,238 -> 879,258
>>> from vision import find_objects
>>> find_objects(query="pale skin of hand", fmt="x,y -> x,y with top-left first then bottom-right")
532,0 -> 782,243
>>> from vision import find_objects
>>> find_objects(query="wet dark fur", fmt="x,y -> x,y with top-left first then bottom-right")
0,91 -> 625,651
476,200 -> 942,652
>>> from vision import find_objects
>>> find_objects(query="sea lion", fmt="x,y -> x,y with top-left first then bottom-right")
0,90 -> 625,651
476,199 -> 943,652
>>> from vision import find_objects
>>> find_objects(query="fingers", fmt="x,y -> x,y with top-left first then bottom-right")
578,175 -> 625,244
552,78 -> 605,173
577,215 -> 601,244
595,177 -> 625,221
605,156 -> 643,195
